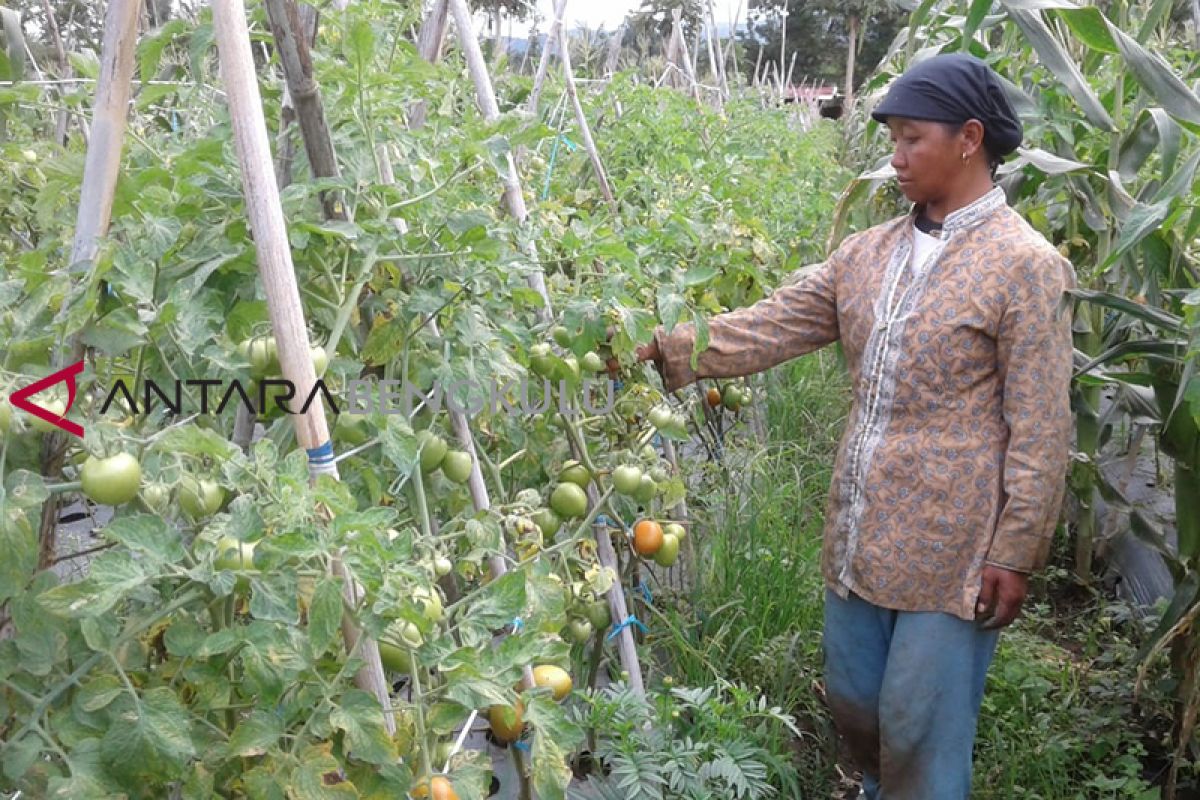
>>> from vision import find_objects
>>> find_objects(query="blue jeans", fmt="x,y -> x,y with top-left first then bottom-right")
822,588 -> 1001,799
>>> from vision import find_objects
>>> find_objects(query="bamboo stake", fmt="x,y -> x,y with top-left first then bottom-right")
526,0 -> 568,118
70,0 -> 139,271
446,0 -> 646,698
263,0 -> 344,220
728,1 -> 742,90
409,0 -> 448,128
211,0 -> 394,734
604,23 -> 624,76
785,51 -> 797,100
32,0 -> 140,577
671,8 -> 702,105
702,1 -> 723,100
557,23 -> 617,216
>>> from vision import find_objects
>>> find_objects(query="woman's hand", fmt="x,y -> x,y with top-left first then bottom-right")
975,564 -> 1029,630
636,338 -> 661,364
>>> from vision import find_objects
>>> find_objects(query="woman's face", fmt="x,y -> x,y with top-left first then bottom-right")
887,118 -> 965,205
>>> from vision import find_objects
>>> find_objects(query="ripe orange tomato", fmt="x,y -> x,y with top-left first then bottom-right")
488,699 -> 525,743
707,387 -> 722,408
632,519 -> 664,556
411,775 -> 459,800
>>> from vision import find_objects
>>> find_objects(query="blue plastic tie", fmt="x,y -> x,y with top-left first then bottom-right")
595,514 -> 628,533
651,433 -> 662,448
606,614 -> 648,642
638,580 -> 653,606
513,739 -> 532,753
306,440 -> 336,466
510,617 -> 524,633
540,135 -> 562,200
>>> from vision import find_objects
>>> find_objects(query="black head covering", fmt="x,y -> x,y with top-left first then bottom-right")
871,53 -> 1023,157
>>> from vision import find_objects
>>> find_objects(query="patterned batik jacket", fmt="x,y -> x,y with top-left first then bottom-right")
655,187 -> 1076,621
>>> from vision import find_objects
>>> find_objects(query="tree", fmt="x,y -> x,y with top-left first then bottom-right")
622,0 -> 703,57
739,0 -> 902,92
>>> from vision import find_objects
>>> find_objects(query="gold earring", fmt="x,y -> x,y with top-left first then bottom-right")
961,152 -> 969,162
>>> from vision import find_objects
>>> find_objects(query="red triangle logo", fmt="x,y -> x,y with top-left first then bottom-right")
9,361 -> 85,438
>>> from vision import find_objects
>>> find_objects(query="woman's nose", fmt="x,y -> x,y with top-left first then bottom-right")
890,149 -> 905,171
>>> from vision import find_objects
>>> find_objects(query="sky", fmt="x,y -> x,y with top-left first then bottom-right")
503,0 -> 752,37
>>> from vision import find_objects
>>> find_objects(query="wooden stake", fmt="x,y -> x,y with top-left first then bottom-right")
263,0 -> 344,220
70,0 -> 139,270
32,0 -> 140,576
671,9 -> 702,106
212,0 -> 394,733
557,23 -> 617,216
526,0 -> 568,118
409,0 -> 448,129
604,23 -> 624,76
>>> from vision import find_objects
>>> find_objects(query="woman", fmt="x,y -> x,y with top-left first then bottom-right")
637,53 -> 1075,799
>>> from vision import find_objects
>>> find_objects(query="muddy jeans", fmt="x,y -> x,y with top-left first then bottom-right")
822,588 -> 1001,799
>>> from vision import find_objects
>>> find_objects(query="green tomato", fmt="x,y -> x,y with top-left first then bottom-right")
28,396 -> 67,434
612,465 -> 643,496
550,482 -> 588,519
585,599 -> 612,631
417,430 -> 449,473
639,444 -> 659,462
379,620 -> 423,674
310,345 -> 329,377
551,325 -> 573,348
245,336 -> 278,377
559,460 -> 591,488
581,352 -> 606,373
441,450 -> 473,484
213,535 -> 258,572
531,507 -> 561,538
633,474 -> 657,505
647,405 -> 673,430
80,452 -> 142,506
179,475 -> 225,520
563,617 -> 593,644
433,556 -> 453,578
529,343 -> 556,378
333,414 -> 370,446
722,384 -> 743,411
653,533 -> 680,567
140,483 -> 171,515
648,466 -> 670,485
412,586 -> 445,623
664,522 -> 686,541
558,354 -> 581,384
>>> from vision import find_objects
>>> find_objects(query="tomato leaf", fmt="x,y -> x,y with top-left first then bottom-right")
101,687 -> 196,784
226,709 -> 283,758
249,572 -> 300,626
329,690 -> 398,765
103,514 -> 186,564
0,510 -> 36,604
308,578 -> 343,657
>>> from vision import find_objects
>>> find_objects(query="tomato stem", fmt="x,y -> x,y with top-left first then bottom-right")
44,480 -> 81,494
408,656 -> 435,784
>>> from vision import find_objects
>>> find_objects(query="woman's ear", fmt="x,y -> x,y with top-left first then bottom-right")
961,119 -> 986,157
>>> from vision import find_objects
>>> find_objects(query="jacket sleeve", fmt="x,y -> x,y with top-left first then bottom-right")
653,257 -> 841,393
986,250 -> 1077,573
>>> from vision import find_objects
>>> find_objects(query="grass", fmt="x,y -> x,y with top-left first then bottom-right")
650,350 -> 1191,798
